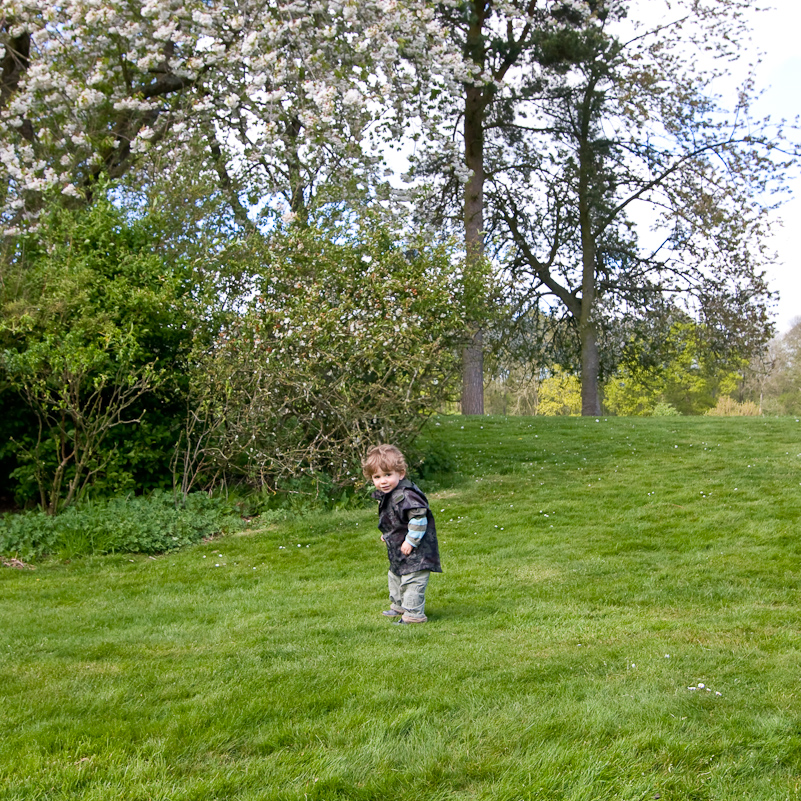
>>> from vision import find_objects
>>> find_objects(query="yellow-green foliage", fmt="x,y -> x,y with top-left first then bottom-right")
603,369 -> 659,416
705,396 -> 762,416
604,322 -> 746,416
537,370 -> 581,415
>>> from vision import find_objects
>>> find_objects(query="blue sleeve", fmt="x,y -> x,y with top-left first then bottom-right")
404,509 -> 427,548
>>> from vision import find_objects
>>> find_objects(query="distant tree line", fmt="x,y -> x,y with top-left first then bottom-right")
484,317 -> 801,417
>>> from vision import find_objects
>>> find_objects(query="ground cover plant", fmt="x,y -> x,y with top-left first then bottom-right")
0,491 -> 243,562
1,415 -> 800,800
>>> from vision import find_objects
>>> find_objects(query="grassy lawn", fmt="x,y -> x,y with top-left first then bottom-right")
2,415 -> 801,800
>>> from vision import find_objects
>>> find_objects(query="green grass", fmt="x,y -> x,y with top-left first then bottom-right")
2,415 -> 801,800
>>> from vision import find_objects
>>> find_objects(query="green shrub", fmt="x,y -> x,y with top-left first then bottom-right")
651,401 -> 681,416
0,196 -> 201,512
176,218 -> 473,498
0,491 -> 242,561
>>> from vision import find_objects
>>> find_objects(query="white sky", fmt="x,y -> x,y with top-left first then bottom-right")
743,0 -> 801,332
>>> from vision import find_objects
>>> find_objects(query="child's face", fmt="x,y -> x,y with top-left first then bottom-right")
371,468 -> 404,494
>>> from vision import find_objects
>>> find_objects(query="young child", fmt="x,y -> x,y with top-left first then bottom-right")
362,444 -> 442,624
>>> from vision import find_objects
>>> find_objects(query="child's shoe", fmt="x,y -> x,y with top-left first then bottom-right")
394,614 -> 427,624
381,609 -> 403,617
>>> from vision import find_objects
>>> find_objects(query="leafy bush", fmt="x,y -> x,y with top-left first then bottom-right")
604,321 -> 750,416
176,217 -> 475,497
0,196 -> 201,512
651,402 -> 681,416
0,491 -> 242,562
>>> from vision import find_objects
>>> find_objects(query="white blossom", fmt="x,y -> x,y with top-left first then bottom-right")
342,88 -> 363,106
0,0 -> 460,225
61,184 -> 82,198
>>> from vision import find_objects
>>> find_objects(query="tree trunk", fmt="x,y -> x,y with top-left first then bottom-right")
577,102 -> 601,417
461,328 -> 484,415
0,29 -> 31,110
579,321 -> 602,416
461,29 -> 486,415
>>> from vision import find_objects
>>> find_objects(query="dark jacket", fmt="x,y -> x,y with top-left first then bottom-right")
372,478 -> 442,576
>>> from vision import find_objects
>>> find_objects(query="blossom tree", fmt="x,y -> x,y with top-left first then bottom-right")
0,0 -> 456,231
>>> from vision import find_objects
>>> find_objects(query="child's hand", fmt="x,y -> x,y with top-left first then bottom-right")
380,535 -> 386,542
400,541 -> 413,556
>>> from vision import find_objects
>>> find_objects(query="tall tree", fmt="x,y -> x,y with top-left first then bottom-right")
758,318 -> 801,415
406,0 -> 793,415
482,0 -> 793,414
406,1 -> 585,414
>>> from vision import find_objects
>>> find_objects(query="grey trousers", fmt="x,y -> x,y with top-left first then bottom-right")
388,569 -> 430,621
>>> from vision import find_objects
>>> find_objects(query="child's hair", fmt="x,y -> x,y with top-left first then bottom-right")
362,444 -> 407,479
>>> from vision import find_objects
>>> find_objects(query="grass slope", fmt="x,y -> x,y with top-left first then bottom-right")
2,416 -> 800,800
